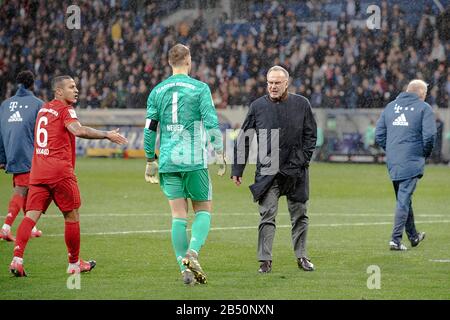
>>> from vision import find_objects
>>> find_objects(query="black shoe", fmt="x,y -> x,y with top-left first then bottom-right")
258,260 -> 272,273
298,257 -> 315,271
410,232 -> 425,247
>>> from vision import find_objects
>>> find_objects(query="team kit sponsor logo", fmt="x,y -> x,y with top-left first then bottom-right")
8,111 -> 23,122
393,113 -> 409,126
392,103 -> 414,126
38,108 -> 59,117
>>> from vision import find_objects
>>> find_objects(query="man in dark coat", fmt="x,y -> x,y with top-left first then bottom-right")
231,66 -> 317,273
375,79 -> 436,251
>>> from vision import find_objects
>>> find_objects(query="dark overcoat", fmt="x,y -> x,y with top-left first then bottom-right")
232,93 -> 317,202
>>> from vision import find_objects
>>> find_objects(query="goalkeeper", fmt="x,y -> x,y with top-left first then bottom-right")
143,44 -> 225,286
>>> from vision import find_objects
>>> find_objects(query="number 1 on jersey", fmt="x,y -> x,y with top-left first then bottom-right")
172,92 -> 178,124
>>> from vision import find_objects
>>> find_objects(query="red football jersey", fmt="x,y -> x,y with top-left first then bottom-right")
29,99 -> 78,184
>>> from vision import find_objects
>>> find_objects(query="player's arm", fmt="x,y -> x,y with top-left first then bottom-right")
144,119 -> 158,159
302,100 -> 317,167
144,90 -> 159,183
199,85 -> 223,154
422,106 -> 437,158
66,121 -> 128,145
143,119 -> 159,183
143,90 -> 159,161
375,110 -> 387,151
199,85 -> 226,176
231,103 -> 256,185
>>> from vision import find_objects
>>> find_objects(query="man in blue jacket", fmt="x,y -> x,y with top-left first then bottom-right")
375,79 -> 436,251
0,71 -> 44,241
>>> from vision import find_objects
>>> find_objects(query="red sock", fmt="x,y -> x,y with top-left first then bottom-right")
65,221 -> 80,263
4,194 -> 25,226
13,217 -> 36,258
22,194 -> 28,215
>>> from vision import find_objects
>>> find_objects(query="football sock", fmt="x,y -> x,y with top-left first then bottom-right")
5,194 -> 25,226
189,211 -> 211,254
68,261 -> 80,270
12,256 -> 23,264
65,221 -> 80,264
171,218 -> 188,271
13,217 -> 35,258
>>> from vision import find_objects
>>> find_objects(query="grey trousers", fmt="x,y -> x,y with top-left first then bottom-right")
257,180 -> 309,261
391,177 -> 419,244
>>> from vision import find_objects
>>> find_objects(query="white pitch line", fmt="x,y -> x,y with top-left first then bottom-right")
17,213 -> 449,218
44,219 -> 450,237
429,259 -> 450,263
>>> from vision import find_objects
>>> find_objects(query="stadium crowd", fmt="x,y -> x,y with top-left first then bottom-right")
0,0 -> 449,109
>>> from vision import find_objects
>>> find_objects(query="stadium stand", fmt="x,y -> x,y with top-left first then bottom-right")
1,0 -> 449,162
0,0 -> 448,110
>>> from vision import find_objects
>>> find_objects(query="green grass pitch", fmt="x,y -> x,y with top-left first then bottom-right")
0,158 -> 449,299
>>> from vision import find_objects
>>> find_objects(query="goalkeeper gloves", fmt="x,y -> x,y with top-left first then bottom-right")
216,152 -> 226,176
145,160 -> 159,184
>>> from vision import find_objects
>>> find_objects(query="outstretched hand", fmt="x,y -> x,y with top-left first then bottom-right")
107,128 -> 128,145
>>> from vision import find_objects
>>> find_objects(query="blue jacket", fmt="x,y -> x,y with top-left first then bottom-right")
375,92 -> 436,181
0,86 -> 43,174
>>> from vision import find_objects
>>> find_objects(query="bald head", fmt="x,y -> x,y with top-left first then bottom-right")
406,79 -> 428,101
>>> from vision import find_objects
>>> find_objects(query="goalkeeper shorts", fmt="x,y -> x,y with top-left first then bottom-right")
159,169 -> 212,201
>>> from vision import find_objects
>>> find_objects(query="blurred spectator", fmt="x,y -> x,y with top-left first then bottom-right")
431,114 -> 444,163
115,79 -> 127,109
125,85 -> 140,108
364,119 -> 376,152
136,79 -> 149,108
311,84 -> 323,108
86,86 -> 100,109
100,86 -> 115,109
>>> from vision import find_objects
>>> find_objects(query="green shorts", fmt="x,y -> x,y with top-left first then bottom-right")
159,169 -> 212,201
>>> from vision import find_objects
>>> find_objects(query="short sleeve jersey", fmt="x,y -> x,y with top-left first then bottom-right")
29,99 -> 79,184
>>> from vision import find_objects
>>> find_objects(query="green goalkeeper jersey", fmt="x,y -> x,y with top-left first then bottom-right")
144,74 -> 223,173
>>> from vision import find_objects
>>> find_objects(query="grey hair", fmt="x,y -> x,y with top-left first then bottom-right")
267,65 -> 289,79
406,79 -> 428,96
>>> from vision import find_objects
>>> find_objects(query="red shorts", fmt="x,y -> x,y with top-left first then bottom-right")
26,177 -> 81,213
13,172 -> 30,188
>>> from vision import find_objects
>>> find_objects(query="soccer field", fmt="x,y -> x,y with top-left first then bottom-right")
0,158 -> 449,300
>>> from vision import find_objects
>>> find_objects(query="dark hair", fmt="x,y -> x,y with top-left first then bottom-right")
51,75 -> 73,91
168,44 -> 190,67
16,70 -> 35,89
